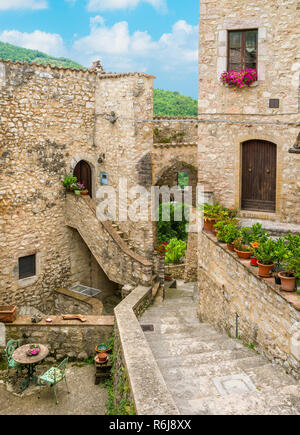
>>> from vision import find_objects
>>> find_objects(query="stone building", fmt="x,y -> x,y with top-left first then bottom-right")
198,0 -> 300,223
0,58 -> 199,311
0,59 -> 156,309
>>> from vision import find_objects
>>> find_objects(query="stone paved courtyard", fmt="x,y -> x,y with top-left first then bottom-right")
0,363 -> 108,415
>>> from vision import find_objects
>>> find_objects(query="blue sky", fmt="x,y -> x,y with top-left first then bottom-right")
0,0 -> 199,98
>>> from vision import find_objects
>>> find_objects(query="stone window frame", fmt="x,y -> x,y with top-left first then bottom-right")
217,20 -> 266,82
14,250 -> 41,289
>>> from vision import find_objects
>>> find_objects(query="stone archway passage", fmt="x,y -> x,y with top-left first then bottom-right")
74,160 -> 92,197
242,140 -> 277,212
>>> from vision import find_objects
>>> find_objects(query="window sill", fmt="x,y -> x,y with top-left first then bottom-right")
18,275 -> 39,288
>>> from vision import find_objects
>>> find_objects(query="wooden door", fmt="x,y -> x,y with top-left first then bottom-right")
241,140 -> 276,212
73,161 -> 92,197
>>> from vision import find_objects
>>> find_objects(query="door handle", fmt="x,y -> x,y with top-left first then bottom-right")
248,168 -> 252,173
266,169 -> 270,174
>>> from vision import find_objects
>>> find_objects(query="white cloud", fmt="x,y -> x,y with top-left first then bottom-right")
0,30 -> 65,57
87,0 -> 166,12
73,18 -> 198,73
0,0 -> 48,9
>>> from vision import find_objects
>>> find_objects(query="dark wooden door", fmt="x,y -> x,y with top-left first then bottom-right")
242,140 -> 276,212
73,161 -> 92,197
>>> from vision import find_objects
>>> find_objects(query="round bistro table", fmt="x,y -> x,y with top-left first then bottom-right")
12,344 -> 49,391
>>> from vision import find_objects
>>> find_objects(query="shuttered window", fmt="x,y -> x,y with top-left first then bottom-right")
19,254 -> 36,279
228,30 -> 258,71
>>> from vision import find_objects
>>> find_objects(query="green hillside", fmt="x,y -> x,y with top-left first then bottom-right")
0,41 -> 198,116
153,88 -> 198,117
0,41 -> 84,69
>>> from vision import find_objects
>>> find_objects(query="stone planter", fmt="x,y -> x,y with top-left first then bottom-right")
0,305 -> 17,323
257,262 -> 274,278
278,272 -> 296,292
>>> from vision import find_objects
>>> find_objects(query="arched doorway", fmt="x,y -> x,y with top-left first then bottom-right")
73,160 -> 92,197
241,140 -> 277,212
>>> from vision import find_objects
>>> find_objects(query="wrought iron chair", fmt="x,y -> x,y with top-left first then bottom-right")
5,339 -> 21,373
39,357 -> 70,404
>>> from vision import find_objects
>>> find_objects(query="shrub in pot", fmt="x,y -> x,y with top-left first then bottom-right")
222,224 -> 241,251
253,239 -> 276,278
62,174 -> 78,191
199,203 -> 222,232
278,239 -> 300,291
272,237 -> 290,285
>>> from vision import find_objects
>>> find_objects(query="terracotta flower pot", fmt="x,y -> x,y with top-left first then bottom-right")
250,257 -> 259,267
97,351 -> 108,363
234,248 -> 251,260
0,305 -> 17,323
278,272 -> 296,292
257,262 -> 274,278
80,190 -> 89,195
203,220 -> 213,232
227,243 -> 235,252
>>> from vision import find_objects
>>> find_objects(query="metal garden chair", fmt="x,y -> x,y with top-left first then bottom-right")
39,357 -> 70,404
5,339 -> 21,374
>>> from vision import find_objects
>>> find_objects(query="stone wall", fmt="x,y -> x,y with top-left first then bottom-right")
198,231 -> 300,379
152,117 -> 198,187
198,0 -> 300,223
2,315 -> 114,360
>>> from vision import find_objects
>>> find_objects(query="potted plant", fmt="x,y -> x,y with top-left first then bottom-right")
200,203 -> 222,232
278,237 -> 300,291
233,236 -> 252,259
253,239 -> 276,278
222,224 -> 241,251
76,183 -> 89,195
250,242 -> 259,266
62,174 -> 78,191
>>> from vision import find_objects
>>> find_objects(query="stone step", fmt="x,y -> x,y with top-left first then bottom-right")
159,354 -> 269,381
179,384 -> 300,415
145,335 -> 246,358
143,325 -> 222,342
155,347 -> 256,370
160,362 -> 298,403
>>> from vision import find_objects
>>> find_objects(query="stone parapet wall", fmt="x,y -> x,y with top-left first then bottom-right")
2,316 -> 114,360
114,285 -> 179,415
198,231 -> 300,379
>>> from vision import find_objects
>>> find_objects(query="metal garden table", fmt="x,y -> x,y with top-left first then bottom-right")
12,343 -> 49,391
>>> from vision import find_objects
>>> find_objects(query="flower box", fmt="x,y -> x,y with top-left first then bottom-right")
220,69 -> 257,90
0,305 -> 17,323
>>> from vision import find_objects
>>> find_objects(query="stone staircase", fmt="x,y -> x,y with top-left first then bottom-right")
140,281 -> 300,415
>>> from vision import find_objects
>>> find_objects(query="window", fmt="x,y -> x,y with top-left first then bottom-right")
228,29 -> 258,71
19,254 -> 36,279
178,172 -> 189,190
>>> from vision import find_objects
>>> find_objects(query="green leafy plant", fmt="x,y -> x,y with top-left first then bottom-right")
165,238 -> 187,265
222,224 -> 241,245
62,174 -> 78,190
157,202 -> 189,243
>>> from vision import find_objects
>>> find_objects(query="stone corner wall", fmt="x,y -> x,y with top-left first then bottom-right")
198,230 -> 300,379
